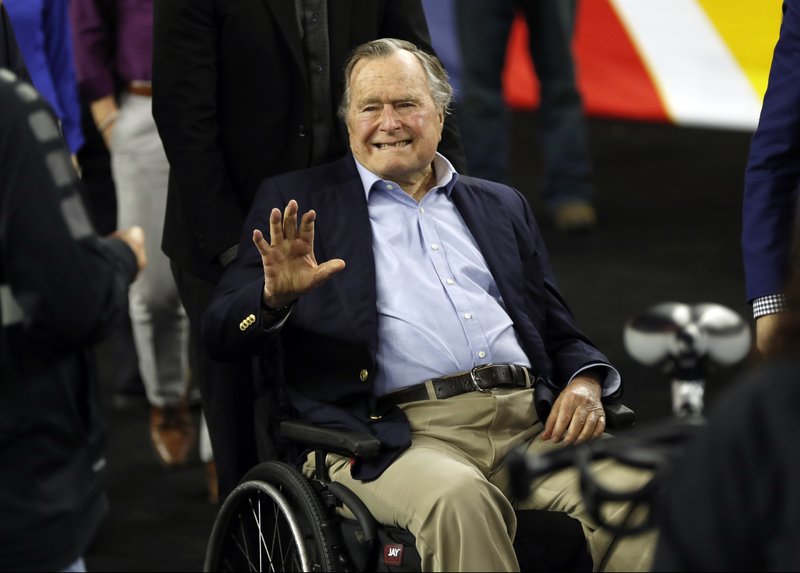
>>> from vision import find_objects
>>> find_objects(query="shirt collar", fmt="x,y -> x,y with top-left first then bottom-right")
354,152 -> 459,201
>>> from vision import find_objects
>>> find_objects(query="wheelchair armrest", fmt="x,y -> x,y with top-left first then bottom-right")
604,402 -> 635,431
280,420 -> 382,459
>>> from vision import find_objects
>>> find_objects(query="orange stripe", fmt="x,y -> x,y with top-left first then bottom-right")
503,0 -> 668,122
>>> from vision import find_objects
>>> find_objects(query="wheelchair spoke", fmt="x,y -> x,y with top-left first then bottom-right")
231,511 -> 258,572
205,466 -> 331,573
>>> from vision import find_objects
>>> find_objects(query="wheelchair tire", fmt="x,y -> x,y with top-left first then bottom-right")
204,461 -> 337,572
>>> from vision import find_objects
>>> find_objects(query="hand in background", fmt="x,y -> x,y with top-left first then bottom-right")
755,312 -> 787,358
113,225 -> 147,273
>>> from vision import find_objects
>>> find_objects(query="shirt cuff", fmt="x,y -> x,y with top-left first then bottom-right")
752,294 -> 787,318
569,363 -> 621,398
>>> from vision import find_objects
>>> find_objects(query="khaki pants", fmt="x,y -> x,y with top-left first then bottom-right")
307,388 -> 656,572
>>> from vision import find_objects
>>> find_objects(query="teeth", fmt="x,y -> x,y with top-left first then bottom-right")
376,141 -> 409,149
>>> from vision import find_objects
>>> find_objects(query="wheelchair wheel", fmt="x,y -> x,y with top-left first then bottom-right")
204,461 -> 337,572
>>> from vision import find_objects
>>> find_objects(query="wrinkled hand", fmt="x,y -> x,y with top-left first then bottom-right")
541,375 -> 605,446
253,200 -> 345,308
113,225 -> 147,273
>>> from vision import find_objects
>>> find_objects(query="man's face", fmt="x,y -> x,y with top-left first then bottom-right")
345,50 -> 444,186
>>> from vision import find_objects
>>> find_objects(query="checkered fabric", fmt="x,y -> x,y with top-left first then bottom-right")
752,294 -> 788,318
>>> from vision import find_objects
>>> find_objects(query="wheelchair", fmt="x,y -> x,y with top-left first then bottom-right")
203,302 -> 751,572
203,401 -> 636,573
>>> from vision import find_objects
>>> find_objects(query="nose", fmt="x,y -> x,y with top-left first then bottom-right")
379,104 -> 401,131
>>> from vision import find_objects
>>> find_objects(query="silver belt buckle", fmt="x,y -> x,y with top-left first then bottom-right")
469,363 -> 495,392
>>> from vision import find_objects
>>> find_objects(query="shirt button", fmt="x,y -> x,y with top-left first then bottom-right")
478,351 -> 486,359
310,13 -> 319,23
313,63 -> 323,73
359,369 -> 369,382
446,279 -> 454,285
464,313 -> 472,320
420,207 -> 425,213
386,184 -> 394,190
431,243 -> 439,251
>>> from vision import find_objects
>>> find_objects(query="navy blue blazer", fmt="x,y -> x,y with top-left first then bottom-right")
742,0 -> 800,301
203,154 -> 613,479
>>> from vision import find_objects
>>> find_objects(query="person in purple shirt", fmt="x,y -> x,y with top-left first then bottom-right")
4,0 -> 84,156
70,0 -> 215,496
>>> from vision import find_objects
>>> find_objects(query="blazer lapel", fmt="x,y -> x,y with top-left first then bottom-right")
310,158 -> 379,352
263,0 -> 307,79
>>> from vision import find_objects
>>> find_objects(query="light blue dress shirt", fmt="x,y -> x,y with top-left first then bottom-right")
354,154 -> 619,397
356,154 -> 532,396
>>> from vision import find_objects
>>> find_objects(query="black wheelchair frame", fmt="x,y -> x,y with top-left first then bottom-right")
203,402 -> 639,572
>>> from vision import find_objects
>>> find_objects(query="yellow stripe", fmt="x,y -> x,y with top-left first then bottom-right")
696,0 -> 784,99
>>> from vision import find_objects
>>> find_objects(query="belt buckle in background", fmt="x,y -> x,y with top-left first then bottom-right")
469,363 -> 495,392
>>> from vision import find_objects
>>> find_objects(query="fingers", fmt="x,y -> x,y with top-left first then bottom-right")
283,200 -> 299,241
541,396 -> 605,446
268,207 -> 284,245
252,228 -> 270,257
298,209 -> 317,243
315,258 -> 346,283
266,201 -> 304,245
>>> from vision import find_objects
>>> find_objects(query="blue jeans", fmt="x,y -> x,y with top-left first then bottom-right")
455,0 -> 594,210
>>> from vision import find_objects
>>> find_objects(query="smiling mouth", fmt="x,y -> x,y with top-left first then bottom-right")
374,140 -> 411,150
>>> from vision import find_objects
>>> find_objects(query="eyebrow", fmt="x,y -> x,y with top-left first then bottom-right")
355,95 -> 422,107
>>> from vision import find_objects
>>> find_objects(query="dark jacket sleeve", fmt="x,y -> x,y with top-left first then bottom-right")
741,0 -> 800,301
0,76 -> 137,350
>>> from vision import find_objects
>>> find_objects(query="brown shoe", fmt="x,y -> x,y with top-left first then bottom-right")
150,405 -> 195,466
206,461 -> 219,504
553,200 -> 598,233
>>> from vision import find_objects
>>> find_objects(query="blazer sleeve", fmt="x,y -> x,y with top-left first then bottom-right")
152,0 -> 246,264
201,179 -> 284,361
742,0 -> 800,302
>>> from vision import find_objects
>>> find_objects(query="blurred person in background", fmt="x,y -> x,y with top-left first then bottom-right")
741,0 -> 800,358
70,0 -> 208,487
454,0 -> 597,233
0,56 -> 145,572
3,0 -> 84,160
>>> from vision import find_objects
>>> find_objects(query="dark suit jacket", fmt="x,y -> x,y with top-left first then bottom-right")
152,0 -> 466,283
742,0 -> 800,301
202,154 -> 613,480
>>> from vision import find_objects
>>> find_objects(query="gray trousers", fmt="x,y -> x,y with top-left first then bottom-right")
309,388 -> 656,572
110,93 -> 188,408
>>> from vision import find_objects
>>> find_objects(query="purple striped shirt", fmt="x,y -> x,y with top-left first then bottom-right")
70,0 -> 153,100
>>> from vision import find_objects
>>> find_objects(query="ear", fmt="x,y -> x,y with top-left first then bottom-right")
437,110 -> 445,140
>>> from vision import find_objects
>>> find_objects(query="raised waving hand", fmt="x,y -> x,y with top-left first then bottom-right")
252,200 -> 345,309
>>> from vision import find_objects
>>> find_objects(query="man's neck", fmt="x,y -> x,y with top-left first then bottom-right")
401,166 -> 436,203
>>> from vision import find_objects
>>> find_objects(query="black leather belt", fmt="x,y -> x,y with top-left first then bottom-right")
377,364 -> 532,408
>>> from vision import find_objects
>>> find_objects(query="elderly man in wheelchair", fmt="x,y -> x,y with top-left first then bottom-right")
201,37 -> 656,571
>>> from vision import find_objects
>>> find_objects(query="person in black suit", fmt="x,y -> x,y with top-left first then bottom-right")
0,65 -> 145,572
151,0 -> 466,500
202,38 -> 655,571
